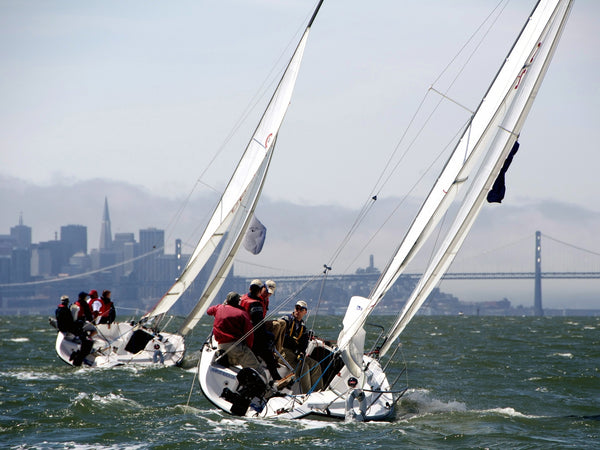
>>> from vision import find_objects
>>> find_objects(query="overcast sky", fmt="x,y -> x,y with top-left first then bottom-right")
1,1 -> 599,309
1,0 -> 598,211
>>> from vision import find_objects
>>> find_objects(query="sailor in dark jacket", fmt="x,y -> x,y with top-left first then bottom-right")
55,295 -> 93,366
280,300 -> 323,393
55,295 -> 77,334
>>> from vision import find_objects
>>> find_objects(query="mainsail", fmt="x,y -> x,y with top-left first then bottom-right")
338,0 -> 573,361
142,1 -> 324,334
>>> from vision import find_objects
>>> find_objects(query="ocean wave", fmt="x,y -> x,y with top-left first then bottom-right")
72,392 -> 143,409
6,337 -> 29,342
551,352 -> 574,359
0,370 -> 62,381
28,443 -> 147,450
480,407 -> 543,419
399,389 -> 467,415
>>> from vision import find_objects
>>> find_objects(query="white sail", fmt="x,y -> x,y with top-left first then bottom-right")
177,145 -> 274,335
379,0 -> 573,356
338,0 -> 573,356
142,6 -> 318,333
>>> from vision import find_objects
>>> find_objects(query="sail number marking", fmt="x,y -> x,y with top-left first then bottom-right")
515,42 -> 542,90
265,133 -> 273,148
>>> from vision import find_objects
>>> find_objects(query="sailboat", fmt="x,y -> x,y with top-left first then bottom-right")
197,0 -> 573,420
52,1 -> 322,368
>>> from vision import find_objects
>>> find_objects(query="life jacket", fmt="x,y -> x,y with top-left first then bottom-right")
98,297 -> 115,324
73,299 -> 93,321
240,293 -> 264,324
259,291 -> 270,315
282,314 -> 307,353
88,296 -> 102,319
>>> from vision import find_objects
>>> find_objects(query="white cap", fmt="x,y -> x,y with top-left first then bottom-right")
265,280 -> 276,294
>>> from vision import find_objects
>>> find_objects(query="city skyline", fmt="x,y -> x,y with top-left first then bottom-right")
1,183 -> 599,312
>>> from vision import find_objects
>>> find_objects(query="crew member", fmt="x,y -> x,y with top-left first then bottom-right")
88,290 -> 102,322
280,300 -> 323,394
71,291 -> 93,322
259,279 -> 276,316
55,295 -> 93,366
97,290 -> 116,324
207,292 -> 265,379
56,295 -> 77,334
240,279 -> 281,380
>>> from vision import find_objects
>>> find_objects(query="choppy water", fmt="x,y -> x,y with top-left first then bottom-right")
1,314 -> 598,449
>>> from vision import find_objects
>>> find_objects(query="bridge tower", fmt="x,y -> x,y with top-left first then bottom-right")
534,230 -> 544,316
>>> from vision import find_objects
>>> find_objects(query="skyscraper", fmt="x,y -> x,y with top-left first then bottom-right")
10,213 -> 31,250
99,197 -> 112,251
9,213 -> 32,282
60,225 -> 87,258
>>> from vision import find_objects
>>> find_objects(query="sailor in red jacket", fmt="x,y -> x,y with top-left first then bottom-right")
97,290 -> 116,324
207,291 -> 265,380
239,279 -> 281,380
87,290 -> 102,322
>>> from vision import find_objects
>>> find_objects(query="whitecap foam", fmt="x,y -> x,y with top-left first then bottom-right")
1,370 -> 62,381
7,337 -> 29,342
39,442 -> 146,450
552,352 -> 573,359
480,407 -> 543,419
73,392 -> 143,409
401,388 -> 467,414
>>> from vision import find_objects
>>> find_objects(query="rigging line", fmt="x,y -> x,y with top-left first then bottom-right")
304,267 -> 330,369
163,9 -> 311,248
326,196 -> 378,270
431,0 -> 510,87
185,357 -> 202,411
543,234 -> 600,257
452,233 -> 532,265
373,92 -> 449,199
372,0 -> 509,201
345,120 -> 471,277
369,89 -> 433,198
233,259 -> 305,275
322,4 -> 509,277
429,87 -> 474,115
374,0 -> 510,201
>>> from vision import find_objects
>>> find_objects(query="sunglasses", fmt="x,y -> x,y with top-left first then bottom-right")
295,305 -> 307,311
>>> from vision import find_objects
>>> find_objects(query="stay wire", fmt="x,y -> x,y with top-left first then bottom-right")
344,119 -> 471,276
163,9 -> 312,249
371,0 -> 509,202
326,1 -> 509,276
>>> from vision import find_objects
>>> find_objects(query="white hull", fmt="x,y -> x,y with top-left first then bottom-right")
198,338 -> 395,421
54,322 -> 185,368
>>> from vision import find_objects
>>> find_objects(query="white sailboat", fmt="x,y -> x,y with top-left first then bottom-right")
198,0 -> 573,420
53,1 -> 320,368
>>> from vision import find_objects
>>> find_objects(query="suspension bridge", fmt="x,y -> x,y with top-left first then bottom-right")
242,231 -> 600,316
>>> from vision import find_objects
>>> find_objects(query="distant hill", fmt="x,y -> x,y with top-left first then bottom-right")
1,174 -> 599,308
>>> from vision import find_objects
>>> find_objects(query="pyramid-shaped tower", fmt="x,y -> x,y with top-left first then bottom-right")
99,197 -> 113,251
